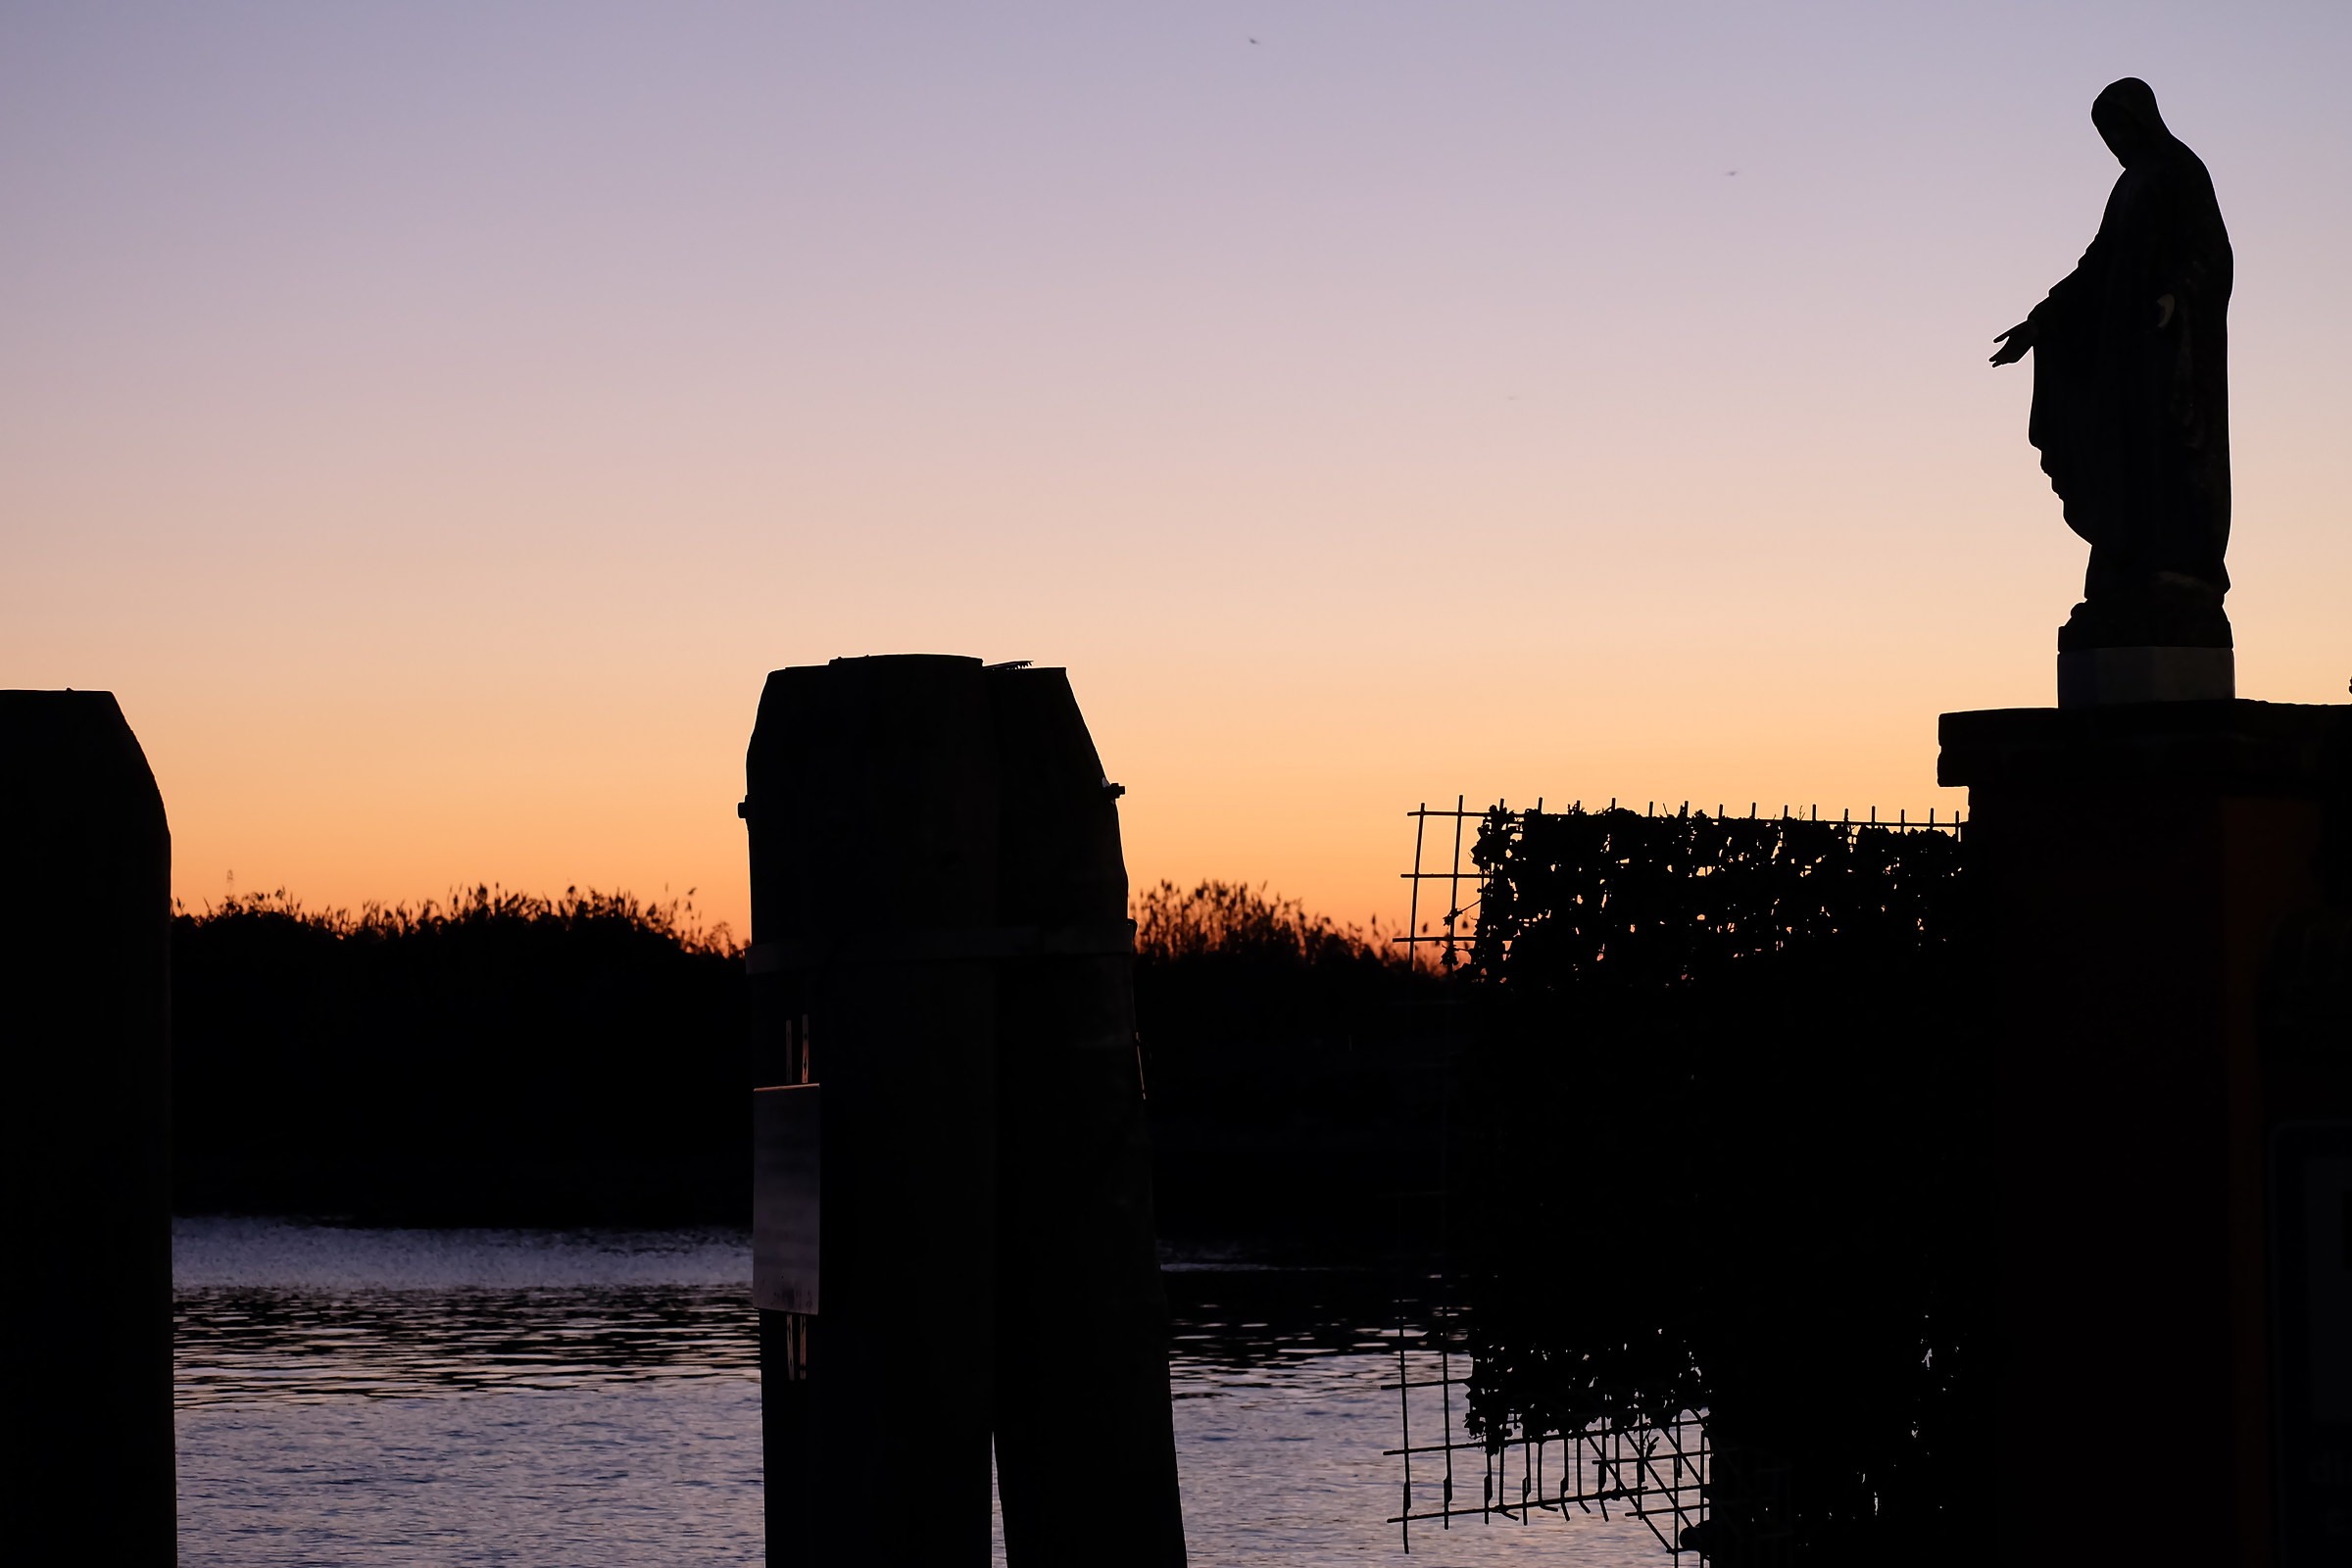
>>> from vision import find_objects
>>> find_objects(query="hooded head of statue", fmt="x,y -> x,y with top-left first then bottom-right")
2091,77 -> 2174,168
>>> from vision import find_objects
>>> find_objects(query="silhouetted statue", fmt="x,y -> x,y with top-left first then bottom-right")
1991,78 -> 2233,655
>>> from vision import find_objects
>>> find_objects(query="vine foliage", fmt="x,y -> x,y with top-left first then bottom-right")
1456,805 -> 1988,1565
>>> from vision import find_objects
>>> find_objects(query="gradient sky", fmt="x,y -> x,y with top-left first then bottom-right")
7,1 -> 2350,941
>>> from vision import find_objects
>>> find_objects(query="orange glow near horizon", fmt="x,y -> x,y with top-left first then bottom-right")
9,5 -> 2352,943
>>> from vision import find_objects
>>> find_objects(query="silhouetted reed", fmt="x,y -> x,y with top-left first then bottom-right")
172,885 -> 747,1226
1131,881 -> 1450,1260
1133,878 -> 1408,968
181,883 -> 740,951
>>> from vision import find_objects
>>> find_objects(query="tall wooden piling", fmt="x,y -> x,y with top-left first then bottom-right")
746,656 -> 1001,1566
744,656 -> 1187,1565
0,690 -> 176,1563
987,664 -> 1187,1565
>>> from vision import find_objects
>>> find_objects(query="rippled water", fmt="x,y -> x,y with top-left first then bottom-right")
174,1219 -> 1676,1565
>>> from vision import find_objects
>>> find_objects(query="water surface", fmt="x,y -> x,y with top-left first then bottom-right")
175,1219 -> 1674,1565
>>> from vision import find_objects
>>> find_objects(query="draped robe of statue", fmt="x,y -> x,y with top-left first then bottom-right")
2026,78 -> 2233,650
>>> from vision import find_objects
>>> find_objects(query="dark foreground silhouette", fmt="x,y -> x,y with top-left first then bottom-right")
2,690 -> 176,1566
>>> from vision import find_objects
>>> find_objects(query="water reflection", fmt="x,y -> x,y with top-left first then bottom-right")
173,1224 -> 1674,1565
176,1285 -> 758,1405
172,1228 -> 1401,1411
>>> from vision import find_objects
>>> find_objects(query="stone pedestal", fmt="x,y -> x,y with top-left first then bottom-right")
2057,645 -> 2235,707
1939,699 -> 2352,1568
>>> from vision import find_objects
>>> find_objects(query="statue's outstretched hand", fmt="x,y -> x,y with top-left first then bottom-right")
1989,321 -> 2034,366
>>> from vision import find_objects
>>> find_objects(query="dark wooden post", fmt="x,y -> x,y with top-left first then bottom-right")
987,664 -> 1188,1565
0,690 -> 176,1563
746,656 -> 1001,1567
743,657 -> 1188,1564
1940,700 -> 2352,1568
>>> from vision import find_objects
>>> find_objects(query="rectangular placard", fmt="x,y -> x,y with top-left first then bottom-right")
754,1084 -> 819,1315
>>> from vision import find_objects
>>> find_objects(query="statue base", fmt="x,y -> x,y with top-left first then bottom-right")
1940,700 -> 2352,1568
2057,644 -> 2234,707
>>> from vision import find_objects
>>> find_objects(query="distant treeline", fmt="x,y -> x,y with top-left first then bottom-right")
173,887 -> 747,1225
172,879 -> 1448,1238
1130,880 -> 1453,1258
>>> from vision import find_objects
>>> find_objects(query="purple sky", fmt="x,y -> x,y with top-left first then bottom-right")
7,2 -> 2349,933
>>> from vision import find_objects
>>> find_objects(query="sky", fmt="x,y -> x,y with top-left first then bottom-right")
6,1 -> 2351,942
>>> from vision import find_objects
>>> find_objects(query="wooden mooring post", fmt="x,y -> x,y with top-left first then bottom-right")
742,655 -> 1185,1566
0,691 -> 176,1563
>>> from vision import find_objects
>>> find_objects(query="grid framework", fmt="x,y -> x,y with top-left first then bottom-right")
1385,795 -> 1966,1559
1384,1284 -> 1709,1556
